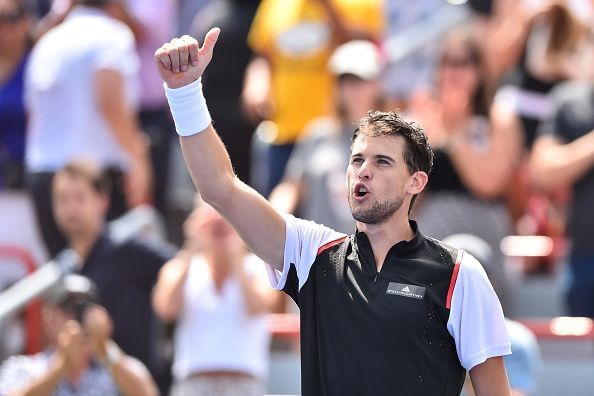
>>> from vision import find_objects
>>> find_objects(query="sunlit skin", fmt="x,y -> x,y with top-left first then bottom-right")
346,130 -> 428,266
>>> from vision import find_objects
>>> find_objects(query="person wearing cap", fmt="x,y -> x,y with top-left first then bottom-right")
0,275 -> 158,396
269,40 -> 384,234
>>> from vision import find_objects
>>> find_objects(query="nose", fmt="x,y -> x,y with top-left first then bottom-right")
357,161 -> 372,180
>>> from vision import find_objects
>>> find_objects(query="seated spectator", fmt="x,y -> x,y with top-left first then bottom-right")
153,198 -> 280,396
51,162 -> 175,388
0,274 -> 158,396
269,39 -> 384,234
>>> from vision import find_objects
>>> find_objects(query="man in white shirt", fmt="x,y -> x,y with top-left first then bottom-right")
24,0 -> 152,257
153,30 -> 512,395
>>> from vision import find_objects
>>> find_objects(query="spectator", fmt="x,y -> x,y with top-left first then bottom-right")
24,0 -> 152,257
51,162 -> 175,388
530,75 -> 594,317
153,199 -> 279,396
409,29 -> 523,305
244,0 -> 385,196
269,40 -> 384,234
0,0 -> 31,190
0,275 -> 158,396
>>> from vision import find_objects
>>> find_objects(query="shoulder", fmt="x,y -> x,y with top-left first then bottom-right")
423,236 -> 460,267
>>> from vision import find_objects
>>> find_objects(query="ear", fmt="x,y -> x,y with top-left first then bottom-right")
406,171 -> 429,196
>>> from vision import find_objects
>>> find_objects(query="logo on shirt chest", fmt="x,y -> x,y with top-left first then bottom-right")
386,282 -> 426,300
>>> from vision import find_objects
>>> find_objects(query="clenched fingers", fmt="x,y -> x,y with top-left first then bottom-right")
181,35 -> 200,66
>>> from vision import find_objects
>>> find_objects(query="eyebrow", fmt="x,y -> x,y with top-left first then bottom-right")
350,153 -> 397,163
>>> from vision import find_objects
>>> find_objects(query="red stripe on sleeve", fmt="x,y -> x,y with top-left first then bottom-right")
317,236 -> 348,256
445,261 -> 461,309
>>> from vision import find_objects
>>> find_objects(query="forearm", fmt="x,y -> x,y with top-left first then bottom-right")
235,268 -> 275,315
95,69 -> 147,160
450,108 -> 523,198
484,2 -> 532,78
469,357 -> 512,396
11,356 -> 65,396
152,254 -> 191,321
531,132 -> 594,190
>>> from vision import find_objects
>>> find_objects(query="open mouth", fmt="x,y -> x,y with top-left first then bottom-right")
353,183 -> 369,199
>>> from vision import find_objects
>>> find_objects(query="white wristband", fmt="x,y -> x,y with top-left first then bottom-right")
164,78 -> 211,136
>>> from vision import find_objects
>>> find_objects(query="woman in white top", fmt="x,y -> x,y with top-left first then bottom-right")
152,199 -> 280,396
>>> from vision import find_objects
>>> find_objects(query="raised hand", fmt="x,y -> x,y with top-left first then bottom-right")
154,28 -> 221,89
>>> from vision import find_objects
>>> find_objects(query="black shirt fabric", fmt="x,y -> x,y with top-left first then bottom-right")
283,222 -> 466,395
427,149 -> 469,195
78,232 -> 175,374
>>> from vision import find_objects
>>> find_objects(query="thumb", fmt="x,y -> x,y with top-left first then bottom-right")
200,27 -> 221,60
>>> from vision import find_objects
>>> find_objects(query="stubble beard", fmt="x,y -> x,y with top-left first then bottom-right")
349,194 -> 404,225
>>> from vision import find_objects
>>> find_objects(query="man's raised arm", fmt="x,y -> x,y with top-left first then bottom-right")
154,29 -> 285,272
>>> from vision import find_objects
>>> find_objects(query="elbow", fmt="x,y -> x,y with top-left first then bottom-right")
198,174 -> 238,209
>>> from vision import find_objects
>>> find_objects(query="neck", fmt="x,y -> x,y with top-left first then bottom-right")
69,228 -> 102,261
356,209 -> 414,272
0,42 -> 27,78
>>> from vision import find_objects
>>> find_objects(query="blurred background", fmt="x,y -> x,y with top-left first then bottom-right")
0,0 -> 593,395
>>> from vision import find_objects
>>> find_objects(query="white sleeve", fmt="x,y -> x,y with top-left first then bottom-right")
265,214 -> 347,291
446,251 -> 512,370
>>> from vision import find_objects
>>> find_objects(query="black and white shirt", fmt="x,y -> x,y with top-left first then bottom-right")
267,215 -> 511,395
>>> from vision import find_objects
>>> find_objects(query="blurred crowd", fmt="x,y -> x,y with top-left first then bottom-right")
0,0 -> 593,395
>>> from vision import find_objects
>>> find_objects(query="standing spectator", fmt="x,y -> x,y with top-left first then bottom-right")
51,162 -> 175,388
0,0 -> 31,190
244,0 -> 385,196
269,40 -> 384,234
153,200 -> 279,396
531,76 -> 594,317
24,0 -> 152,257
0,275 -> 158,396
409,30 -> 523,305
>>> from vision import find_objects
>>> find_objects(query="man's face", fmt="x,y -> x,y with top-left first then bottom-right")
52,175 -> 108,238
346,132 -> 414,225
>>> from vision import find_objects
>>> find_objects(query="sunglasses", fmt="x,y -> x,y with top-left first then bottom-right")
0,9 -> 25,25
